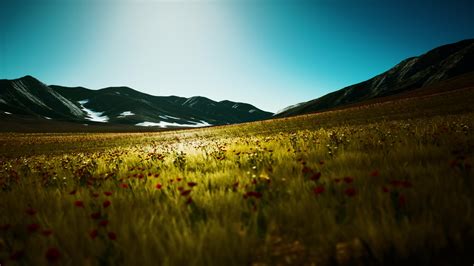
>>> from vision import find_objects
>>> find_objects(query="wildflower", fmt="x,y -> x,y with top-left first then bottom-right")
334,178 -> 341,183
155,183 -> 162,189
302,166 -> 312,174
90,212 -> 101,220
107,232 -> 117,240
91,192 -> 100,198
42,229 -> 53,236
244,191 -> 262,199
310,172 -> 321,181
99,220 -> 109,227
343,177 -> 354,184
177,186 -> 184,191
89,229 -> 98,239
187,182 -> 197,187
185,197 -> 193,205
154,174 -> 160,178
45,247 -> 61,263
27,223 -> 40,233
370,170 -> 379,177
313,186 -> 325,195
120,183 -> 129,189
180,189 -> 192,196
104,191 -> 113,196
74,201 -> 85,208
103,200 -> 111,208
398,195 -> 407,208
25,208 -> 37,216
68,190 -> 77,195
382,186 -> 389,193
176,177 -> 182,182
344,188 -> 357,197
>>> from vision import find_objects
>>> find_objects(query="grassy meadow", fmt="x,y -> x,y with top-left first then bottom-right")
1,88 -> 473,265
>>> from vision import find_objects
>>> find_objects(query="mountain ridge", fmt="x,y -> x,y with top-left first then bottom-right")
275,38 -> 474,117
0,76 -> 273,128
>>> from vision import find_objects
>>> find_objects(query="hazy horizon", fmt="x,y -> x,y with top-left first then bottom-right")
1,0 -> 473,112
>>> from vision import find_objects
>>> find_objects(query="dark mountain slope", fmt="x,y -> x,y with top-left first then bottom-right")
276,39 -> 474,117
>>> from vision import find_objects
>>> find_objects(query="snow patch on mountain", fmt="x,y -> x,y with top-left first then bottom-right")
249,109 -> 256,113
118,111 -> 134,118
0,98 -> 6,104
4,112 -> 12,115
78,99 -> 109,122
136,120 -> 212,128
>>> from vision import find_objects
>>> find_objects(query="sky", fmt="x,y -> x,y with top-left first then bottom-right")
1,0 -> 473,112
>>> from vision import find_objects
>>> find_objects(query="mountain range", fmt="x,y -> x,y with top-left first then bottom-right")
1,39 -> 473,131
275,38 -> 474,117
0,76 -> 273,129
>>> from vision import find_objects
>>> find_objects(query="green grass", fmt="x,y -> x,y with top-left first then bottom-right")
0,89 -> 473,265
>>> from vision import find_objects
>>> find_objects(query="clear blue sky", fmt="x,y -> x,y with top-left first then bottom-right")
1,0 -> 473,112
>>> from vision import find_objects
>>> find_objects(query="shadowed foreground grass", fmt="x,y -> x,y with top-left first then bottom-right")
1,90 -> 474,265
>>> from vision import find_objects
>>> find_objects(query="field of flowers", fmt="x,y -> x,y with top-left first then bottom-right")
1,89 -> 473,265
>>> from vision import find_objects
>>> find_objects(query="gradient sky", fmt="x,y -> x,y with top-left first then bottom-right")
1,0 -> 473,112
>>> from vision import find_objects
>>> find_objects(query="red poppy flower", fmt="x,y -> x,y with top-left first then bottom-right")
334,178 -> 341,183
154,174 -> 160,178
310,172 -> 321,181
244,191 -> 263,199
313,186 -> 325,195
344,188 -> 357,197
370,170 -> 379,177
104,191 -> 113,196
185,197 -> 193,205
302,166 -> 312,174
45,247 -> 61,263
155,183 -> 162,189
42,229 -> 53,236
107,232 -> 117,240
180,189 -> 192,196
343,177 -> 354,184
382,186 -> 389,193
120,183 -> 129,189
319,160 -> 325,165
103,200 -> 111,208
187,182 -> 197,187
91,192 -> 100,198
27,223 -> 40,233
99,220 -> 109,227
74,201 -> 85,208
90,212 -> 101,220
398,195 -> 407,208
26,208 -> 37,216
176,178 -> 182,182
89,229 -> 98,239
68,190 -> 77,195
